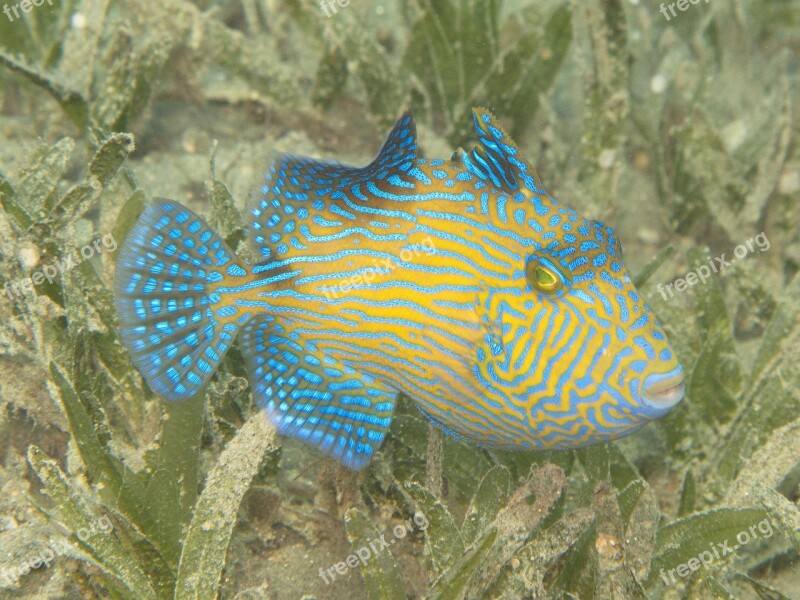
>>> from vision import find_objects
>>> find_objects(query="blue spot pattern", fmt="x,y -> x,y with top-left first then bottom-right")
240,317 -> 396,469
114,200 -> 243,399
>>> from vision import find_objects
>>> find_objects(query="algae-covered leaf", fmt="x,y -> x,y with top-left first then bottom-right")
207,177 -> 244,246
669,108 -> 746,235
0,52 -> 89,129
27,446 -> 158,600
142,394 -> 205,570
403,1 -> 571,145
576,444 -> 610,486
343,508 -> 407,600
431,528 -> 497,600
493,463 -> 566,543
553,522 -> 597,596
678,469 -> 697,517
48,363 -> 144,506
405,481 -> 465,576
688,336 -> 739,425
617,479 -> 659,584
607,445 -> 642,492
112,189 -> 147,249
617,480 -> 648,527
47,178 -> 102,231
688,247 -> 738,351
0,169 -> 32,231
751,484 -> 800,554
459,465 -> 511,545
128,0 -> 301,106
751,272 -> 800,382
575,0 -> 629,180
736,573 -> 795,600
727,417 -> 800,506
703,575 -> 739,600
593,482 -> 648,599
403,0 -> 501,136
458,464 -> 566,597
739,80 -> 791,228
58,0 -> 110,97
485,508 -> 594,598
85,289 -> 137,384
175,413 -> 276,599
0,3 -> 39,56
647,508 -> 769,587
442,435 -> 494,500
713,364 -> 800,497
711,274 -> 800,494
207,145 -> 245,246
687,247 -> 741,424
90,29 -> 172,132
89,132 -> 136,186
48,361 -> 164,547
14,137 -> 75,218
385,412 -> 429,478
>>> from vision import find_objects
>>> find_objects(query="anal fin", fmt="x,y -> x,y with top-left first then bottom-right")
239,316 -> 398,470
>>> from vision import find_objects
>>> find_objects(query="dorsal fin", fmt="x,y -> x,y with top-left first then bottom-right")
247,111 -> 417,258
464,107 -> 545,194
365,110 -> 417,175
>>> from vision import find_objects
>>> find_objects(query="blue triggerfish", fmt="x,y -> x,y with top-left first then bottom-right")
114,108 -> 685,469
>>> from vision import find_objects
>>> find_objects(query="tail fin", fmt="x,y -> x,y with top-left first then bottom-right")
114,199 -> 249,400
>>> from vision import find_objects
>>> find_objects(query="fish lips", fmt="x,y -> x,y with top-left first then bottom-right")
639,364 -> 686,418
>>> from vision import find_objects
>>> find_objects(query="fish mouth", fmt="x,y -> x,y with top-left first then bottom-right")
641,365 -> 685,412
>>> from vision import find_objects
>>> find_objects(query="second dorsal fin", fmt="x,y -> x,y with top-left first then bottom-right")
464,107 -> 545,194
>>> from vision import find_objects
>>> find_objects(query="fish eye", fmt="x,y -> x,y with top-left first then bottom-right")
525,257 -> 569,295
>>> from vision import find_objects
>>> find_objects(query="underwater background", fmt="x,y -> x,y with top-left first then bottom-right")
0,0 -> 799,598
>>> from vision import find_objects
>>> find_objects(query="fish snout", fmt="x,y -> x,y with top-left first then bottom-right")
640,364 -> 685,416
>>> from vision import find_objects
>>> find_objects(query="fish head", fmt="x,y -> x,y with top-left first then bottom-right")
468,109 -> 684,448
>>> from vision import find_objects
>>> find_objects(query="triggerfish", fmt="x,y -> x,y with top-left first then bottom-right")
114,108 -> 685,469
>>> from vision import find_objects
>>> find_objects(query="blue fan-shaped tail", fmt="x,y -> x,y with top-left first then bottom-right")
114,199 -> 251,400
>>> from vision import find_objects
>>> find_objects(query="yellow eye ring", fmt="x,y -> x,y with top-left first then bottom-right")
525,258 -> 567,294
